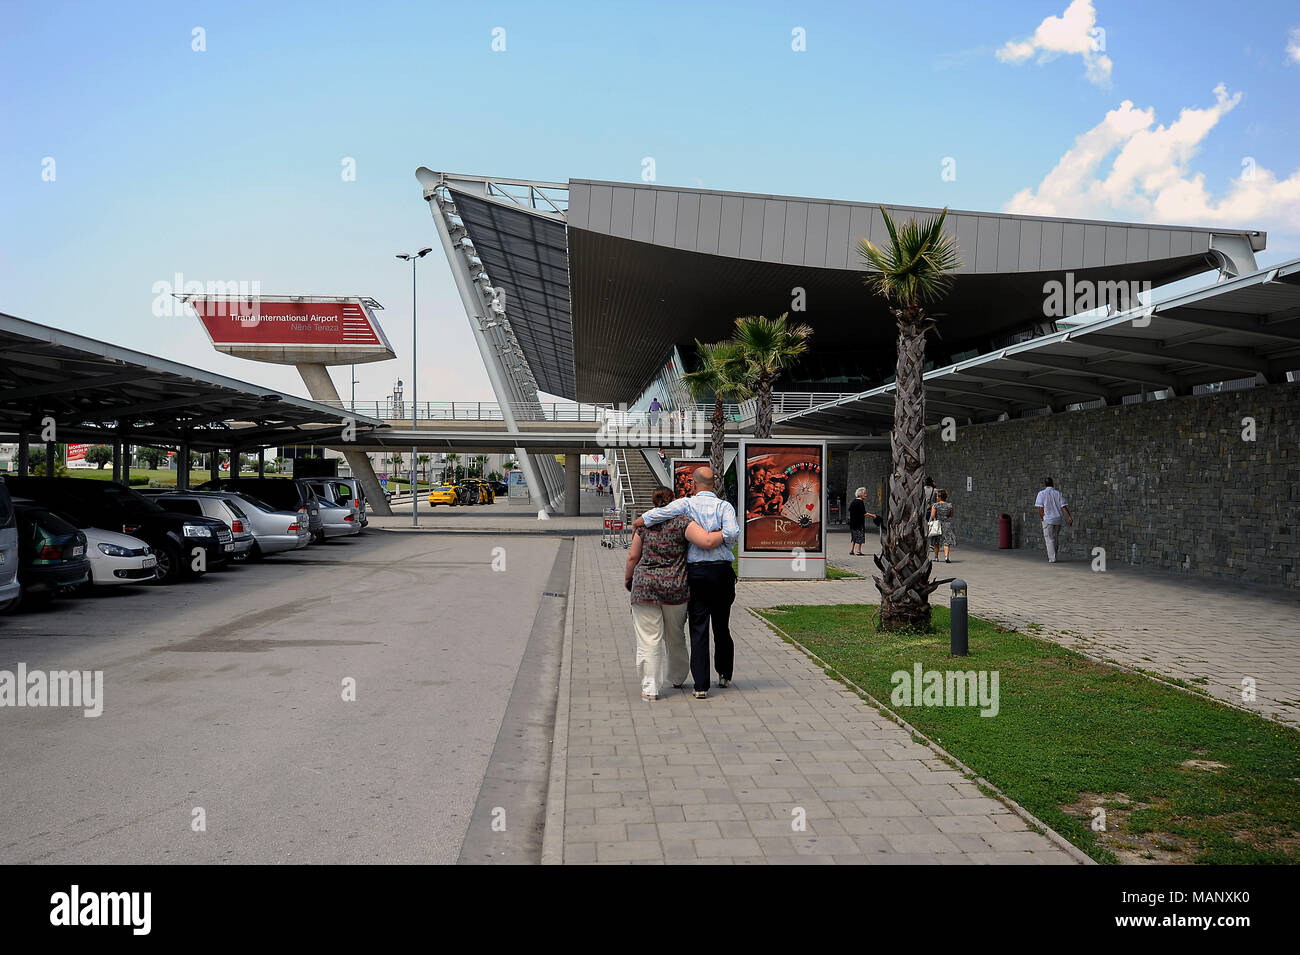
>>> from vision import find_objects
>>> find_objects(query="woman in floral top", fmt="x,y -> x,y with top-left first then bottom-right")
625,486 -> 725,700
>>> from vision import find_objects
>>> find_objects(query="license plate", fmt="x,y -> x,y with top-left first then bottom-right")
142,557 -> 156,568
72,546 -> 84,556
223,544 -> 234,552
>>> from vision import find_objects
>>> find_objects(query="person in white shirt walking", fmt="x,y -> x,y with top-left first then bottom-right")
634,466 -> 739,699
1034,476 -> 1073,563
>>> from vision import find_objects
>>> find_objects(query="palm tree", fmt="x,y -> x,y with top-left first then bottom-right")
472,454 -> 489,477
418,454 -> 431,484
731,313 -> 813,438
445,453 -> 461,483
858,207 -> 962,631
682,340 -> 751,478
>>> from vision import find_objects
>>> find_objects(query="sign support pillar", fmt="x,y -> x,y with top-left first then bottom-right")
294,362 -> 392,516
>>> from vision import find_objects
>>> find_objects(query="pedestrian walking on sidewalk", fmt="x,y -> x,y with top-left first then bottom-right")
634,465 -> 739,699
625,486 -> 725,700
1035,476 -> 1073,563
929,490 -> 955,563
848,487 -> 877,557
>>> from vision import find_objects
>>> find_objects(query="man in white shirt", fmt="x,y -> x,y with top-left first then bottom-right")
1034,477 -> 1072,563
634,466 -> 739,698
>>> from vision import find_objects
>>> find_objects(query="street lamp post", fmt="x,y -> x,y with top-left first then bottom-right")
396,247 -> 433,527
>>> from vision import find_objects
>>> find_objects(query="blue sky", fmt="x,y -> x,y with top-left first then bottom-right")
3,0 -> 1298,401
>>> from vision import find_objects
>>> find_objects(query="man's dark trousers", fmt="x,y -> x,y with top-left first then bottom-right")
686,561 -> 736,691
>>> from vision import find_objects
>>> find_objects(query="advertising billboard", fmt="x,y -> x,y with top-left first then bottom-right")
737,440 -> 827,579
671,457 -> 709,499
188,295 -> 394,365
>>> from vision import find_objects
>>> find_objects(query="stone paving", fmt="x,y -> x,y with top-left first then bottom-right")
823,528 -> 1300,728
560,533 -> 1078,865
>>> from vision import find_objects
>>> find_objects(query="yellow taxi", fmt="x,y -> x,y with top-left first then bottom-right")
427,484 -> 459,507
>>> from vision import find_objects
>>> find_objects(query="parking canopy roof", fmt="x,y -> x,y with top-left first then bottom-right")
0,312 -> 386,450
779,258 -> 1300,432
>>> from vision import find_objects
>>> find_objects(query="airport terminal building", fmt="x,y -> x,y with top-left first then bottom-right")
418,170 -> 1299,588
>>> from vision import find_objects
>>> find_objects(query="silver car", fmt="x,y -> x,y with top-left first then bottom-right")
0,479 -> 19,612
148,493 -> 254,560
186,490 -> 310,559
304,479 -> 363,529
317,499 -> 360,538
328,477 -> 369,528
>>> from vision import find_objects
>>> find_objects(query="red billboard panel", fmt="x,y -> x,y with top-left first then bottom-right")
190,296 -> 394,365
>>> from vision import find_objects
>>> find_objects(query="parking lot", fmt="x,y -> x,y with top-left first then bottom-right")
0,524 -> 564,863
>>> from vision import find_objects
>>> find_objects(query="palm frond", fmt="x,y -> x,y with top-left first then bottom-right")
858,206 -> 961,309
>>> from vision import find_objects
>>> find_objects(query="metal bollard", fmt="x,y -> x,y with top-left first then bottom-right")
950,578 -> 968,657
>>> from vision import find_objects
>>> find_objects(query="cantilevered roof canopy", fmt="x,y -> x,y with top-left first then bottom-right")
0,312 -> 386,450
778,259 -> 1300,433
430,172 -> 1266,405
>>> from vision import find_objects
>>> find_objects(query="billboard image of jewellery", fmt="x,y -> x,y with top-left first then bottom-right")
737,440 -> 826,577
671,457 -> 709,499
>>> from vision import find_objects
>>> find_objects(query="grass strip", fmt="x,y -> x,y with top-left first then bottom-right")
756,603 -> 1300,864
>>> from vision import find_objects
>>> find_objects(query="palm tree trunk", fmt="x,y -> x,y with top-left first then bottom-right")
755,377 -> 773,438
710,396 -> 725,477
874,306 -> 939,630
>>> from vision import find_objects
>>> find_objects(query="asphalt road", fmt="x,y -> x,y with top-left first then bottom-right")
0,528 -> 562,863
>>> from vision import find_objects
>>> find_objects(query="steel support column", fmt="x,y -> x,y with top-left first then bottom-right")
564,452 -> 581,517
425,185 -> 551,516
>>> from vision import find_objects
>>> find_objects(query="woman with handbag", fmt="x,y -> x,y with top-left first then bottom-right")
929,490 -> 955,563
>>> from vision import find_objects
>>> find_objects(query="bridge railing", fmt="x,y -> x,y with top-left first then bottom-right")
325,400 -> 613,422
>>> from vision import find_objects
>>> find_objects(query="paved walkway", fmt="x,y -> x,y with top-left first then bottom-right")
824,528 -> 1300,728
558,534 -> 1078,864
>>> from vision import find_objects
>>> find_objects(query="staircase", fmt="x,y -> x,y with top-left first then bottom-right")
616,448 -> 661,521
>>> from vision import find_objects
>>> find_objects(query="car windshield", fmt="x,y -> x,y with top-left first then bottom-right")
232,492 -> 276,513
101,483 -> 165,515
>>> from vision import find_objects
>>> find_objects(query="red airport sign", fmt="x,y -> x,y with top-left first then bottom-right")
188,295 -> 394,365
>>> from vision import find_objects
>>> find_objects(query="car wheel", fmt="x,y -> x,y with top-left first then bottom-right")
0,591 -> 19,614
248,542 -> 265,562
155,542 -> 183,584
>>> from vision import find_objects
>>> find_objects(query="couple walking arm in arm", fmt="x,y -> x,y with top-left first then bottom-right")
630,466 -> 739,699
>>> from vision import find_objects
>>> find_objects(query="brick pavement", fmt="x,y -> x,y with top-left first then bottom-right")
557,534 -> 1079,865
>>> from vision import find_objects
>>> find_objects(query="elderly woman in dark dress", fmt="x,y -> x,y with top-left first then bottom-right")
625,486 -> 725,700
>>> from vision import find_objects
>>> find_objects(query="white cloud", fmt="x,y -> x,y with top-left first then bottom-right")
1287,27 -> 1300,63
997,0 -> 1112,86
1006,84 -> 1300,232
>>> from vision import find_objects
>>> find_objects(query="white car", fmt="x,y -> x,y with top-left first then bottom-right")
82,526 -> 157,586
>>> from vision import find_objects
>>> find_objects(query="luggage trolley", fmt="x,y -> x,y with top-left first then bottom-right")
601,507 -> 629,548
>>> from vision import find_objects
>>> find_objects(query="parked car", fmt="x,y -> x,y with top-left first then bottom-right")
490,480 -> 508,497
79,525 -> 156,587
325,477 -> 369,527
464,480 -> 494,504
0,479 -> 21,612
303,479 -> 362,528
190,490 -> 310,559
317,499 -> 360,539
3,477 -> 230,584
427,484 -> 458,507
454,480 -> 487,505
145,493 -> 255,561
197,478 -> 322,541
8,501 -> 90,608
